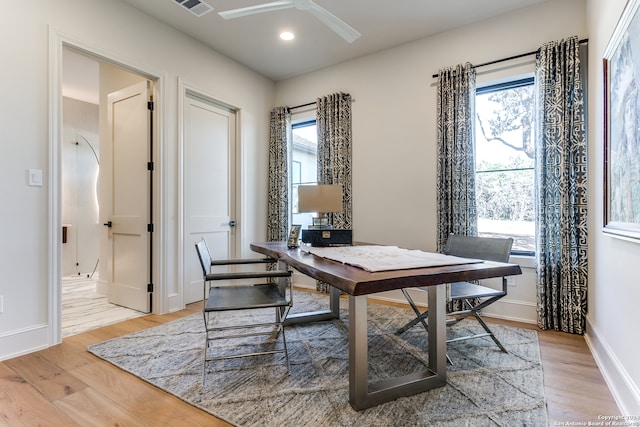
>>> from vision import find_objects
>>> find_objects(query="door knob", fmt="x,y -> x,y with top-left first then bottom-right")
228,221 -> 237,227
103,221 -> 113,228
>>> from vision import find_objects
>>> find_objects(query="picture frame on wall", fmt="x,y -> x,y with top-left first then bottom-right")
603,0 -> 640,241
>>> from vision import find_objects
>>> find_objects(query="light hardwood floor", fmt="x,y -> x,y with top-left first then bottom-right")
62,275 -> 145,337
1,294 -> 620,426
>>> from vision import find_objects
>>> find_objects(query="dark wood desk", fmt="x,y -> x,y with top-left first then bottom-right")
250,241 -> 522,410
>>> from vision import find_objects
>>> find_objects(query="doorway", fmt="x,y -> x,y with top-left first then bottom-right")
61,47 -> 151,336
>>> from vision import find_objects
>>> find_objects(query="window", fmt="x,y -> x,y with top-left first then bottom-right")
475,78 -> 535,255
291,119 -> 317,229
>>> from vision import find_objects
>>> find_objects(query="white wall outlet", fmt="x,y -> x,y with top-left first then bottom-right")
506,276 -> 517,287
28,169 -> 43,187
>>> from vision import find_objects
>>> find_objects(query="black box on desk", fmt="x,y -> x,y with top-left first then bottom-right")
301,229 -> 352,246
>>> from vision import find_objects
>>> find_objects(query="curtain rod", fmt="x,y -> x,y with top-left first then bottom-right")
287,94 -> 355,111
431,38 -> 588,79
288,101 -> 316,111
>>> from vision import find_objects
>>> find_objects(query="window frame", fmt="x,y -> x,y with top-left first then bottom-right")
290,118 -> 318,229
475,76 -> 536,257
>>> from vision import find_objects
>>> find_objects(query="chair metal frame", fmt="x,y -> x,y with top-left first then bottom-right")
398,234 -> 513,357
195,239 -> 293,384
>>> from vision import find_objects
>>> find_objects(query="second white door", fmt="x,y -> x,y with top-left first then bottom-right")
184,94 -> 237,304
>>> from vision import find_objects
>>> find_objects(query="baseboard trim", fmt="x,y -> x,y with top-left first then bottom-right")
481,311 -> 537,325
585,316 -> 639,415
168,292 -> 182,313
95,277 -> 108,296
482,298 -> 537,324
0,323 -> 49,362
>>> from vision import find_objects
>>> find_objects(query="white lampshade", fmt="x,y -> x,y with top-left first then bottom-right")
298,184 -> 343,213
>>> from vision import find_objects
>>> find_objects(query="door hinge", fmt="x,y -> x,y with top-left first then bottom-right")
147,283 -> 154,292
147,223 -> 154,232
147,161 -> 154,171
148,101 -> 154,111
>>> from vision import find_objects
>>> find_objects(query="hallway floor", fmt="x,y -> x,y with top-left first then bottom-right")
62,275 -> 145,337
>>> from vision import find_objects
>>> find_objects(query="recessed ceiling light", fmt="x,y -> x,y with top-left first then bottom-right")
280,31 -> 295,41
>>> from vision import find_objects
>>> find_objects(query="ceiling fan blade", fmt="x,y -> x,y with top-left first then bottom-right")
307,1 -> 361,43
218,1 -> 295,20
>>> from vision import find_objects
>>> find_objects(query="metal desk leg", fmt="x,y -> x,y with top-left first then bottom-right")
428,283 -> 447,377
348,294 -> 370,407
348,284 -> 447,410
284,284 -> 340,325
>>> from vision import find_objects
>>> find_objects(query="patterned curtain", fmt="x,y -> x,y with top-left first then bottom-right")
267,106 -> 291,242
534,36 -> 588,334
436,63 -> 477,253
316,92 -> 353,292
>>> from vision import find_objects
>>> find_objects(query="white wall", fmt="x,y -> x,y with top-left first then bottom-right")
0,0 -> 275,360
61,97 -> 100,277
275,0 -> 587,324
276,0 -> 640,413
586,0 -> 640,415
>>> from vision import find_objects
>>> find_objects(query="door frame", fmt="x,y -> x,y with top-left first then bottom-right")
48,30 -> 164,345
176,79 -> 242,311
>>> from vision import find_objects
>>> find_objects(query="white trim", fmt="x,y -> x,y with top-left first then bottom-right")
154,75 -> 168,315
140,78 -> 168,315
0,324 -> 49,362
585,316 -> 638,415
48,27 -> 64,347
175,78 -> 188,313
48,27 -> 166,346
481,298 -> 537,324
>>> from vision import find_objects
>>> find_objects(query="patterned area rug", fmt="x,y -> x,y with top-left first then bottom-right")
88,292 -> 547,426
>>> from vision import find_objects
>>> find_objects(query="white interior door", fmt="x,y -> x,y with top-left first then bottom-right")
184,94 -> 237,304
106,81 -> 152,313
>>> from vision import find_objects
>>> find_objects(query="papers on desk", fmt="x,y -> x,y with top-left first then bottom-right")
304,245 -> 483,272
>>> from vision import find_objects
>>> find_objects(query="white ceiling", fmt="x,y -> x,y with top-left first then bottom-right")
63,48 -> 100,104
120,0 -> 552,82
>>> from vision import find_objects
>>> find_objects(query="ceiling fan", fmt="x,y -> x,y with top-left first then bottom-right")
218,0 -> 361,43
